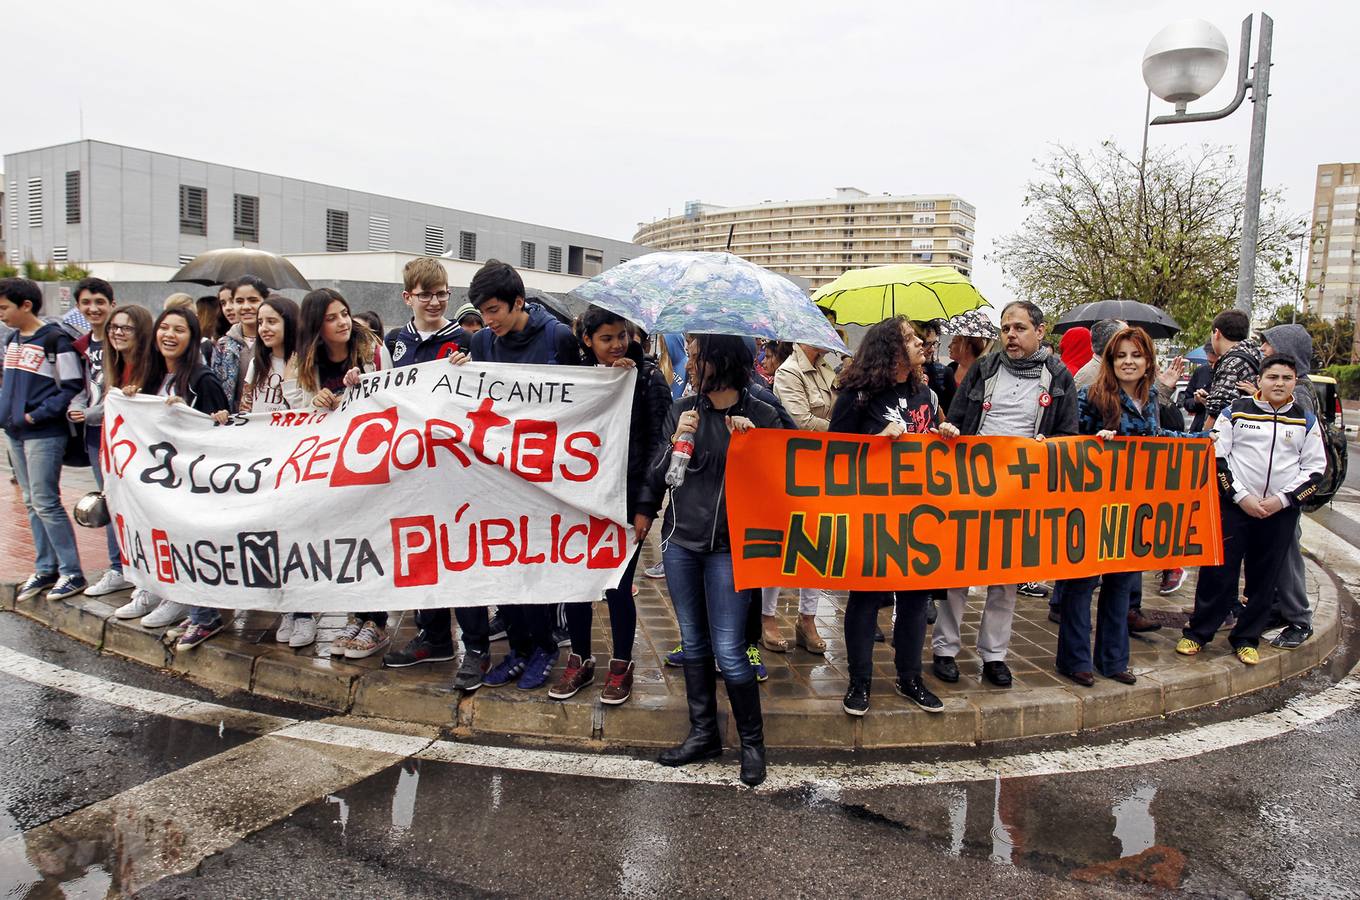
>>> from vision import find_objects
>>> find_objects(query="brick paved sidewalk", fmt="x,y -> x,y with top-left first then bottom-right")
1,462 -> 1340,749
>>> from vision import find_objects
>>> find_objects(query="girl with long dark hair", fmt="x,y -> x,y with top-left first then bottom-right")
286,288 -> 390,411
288,288 -> 393,658
638,334 -> 784,786
133,308 -> 233,649
212,274 -> 269,410
102,305 -> 155,400
830,316 -> 959,717
240,296 -> 299,415
101,306 -> 166,624
1056,326 -> 1203,687
549,306 -> 671,705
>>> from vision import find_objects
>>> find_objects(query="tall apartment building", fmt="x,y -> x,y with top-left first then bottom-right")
634,187 -> 975,290
3,140 -> 645,279
1304,163 -> 1360,321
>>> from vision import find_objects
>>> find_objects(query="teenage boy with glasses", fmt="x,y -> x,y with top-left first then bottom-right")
380,258 -> 487,684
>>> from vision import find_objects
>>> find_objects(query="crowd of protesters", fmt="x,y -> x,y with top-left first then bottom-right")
0,262 -> 1332,787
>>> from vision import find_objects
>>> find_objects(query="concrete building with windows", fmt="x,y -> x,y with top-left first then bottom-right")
1305,163 -> 1360,321
633,187 -> 976,290
3,140 -> 645,282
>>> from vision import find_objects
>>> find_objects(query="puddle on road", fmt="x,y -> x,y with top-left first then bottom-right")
813,774 -> 1180,890
0,712 -> 246,898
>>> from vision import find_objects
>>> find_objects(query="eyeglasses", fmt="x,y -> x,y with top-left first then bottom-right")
410,291 -> 451,304
107,324 -> 136,334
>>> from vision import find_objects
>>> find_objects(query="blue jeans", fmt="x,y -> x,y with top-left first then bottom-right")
188,606 -> 222,627
1055,571 -> 1136,676
662,544 -> 753,684
88,460 -> 122,571
7,434 -> 84,578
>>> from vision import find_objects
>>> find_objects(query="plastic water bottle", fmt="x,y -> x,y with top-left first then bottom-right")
664,429 -> 695,488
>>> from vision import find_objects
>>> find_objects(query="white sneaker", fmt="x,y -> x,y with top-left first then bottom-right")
141,599 -> 188,628
86,569 -> 133,597
275,614 -> 295,644
114,589 -> 159,620
289,615 -> 318,648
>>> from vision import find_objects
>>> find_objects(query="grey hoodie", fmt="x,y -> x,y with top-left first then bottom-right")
1262,324 -> 1316,412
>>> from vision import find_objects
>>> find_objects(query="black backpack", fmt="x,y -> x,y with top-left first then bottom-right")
1298,378 -> 1348,513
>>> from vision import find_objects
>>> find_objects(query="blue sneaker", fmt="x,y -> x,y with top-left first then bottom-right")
484,650 -> 528,687
746,644 -> 768,683
16,572 -> 58,602
47,575 -> 88,602
665,643 -> 685,667
517,647 -> 560,691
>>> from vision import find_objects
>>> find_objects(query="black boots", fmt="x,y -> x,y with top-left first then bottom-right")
725,677 -> 766,787
657,657 -> 723,767
656,658 -> 767,787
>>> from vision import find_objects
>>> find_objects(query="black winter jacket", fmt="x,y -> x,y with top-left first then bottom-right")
622,346 -> 674,519
947,352 -> 1079,437
638,389 -> 785,553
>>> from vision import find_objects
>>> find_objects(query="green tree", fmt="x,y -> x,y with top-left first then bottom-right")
19,259 -> 91,282
991,141 -> 1302,344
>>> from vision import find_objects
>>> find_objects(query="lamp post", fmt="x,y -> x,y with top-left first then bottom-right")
1142,14 -> 1273,317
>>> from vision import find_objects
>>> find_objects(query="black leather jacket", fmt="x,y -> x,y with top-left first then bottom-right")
639,389 -> 785,553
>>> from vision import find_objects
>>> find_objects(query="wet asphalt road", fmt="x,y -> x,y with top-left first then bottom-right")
0,608 -> 1358,898
3,443 -> 1360,897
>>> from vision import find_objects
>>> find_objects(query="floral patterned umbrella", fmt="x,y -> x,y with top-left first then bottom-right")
941,308 -> 999,339
568,251 -> 848,354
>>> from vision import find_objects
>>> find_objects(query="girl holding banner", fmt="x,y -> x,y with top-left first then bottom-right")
640,334 -> 783,787
136,307 -> 233,650
105,306 -> 176,627
550,307 -> 672,705
240,295 -> 321,649
1055,326 -> 1205,687
287,288 -> 394,660
829,317 -> 959,717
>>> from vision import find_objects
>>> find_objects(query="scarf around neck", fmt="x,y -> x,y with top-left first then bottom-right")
999,345 -> 1051,379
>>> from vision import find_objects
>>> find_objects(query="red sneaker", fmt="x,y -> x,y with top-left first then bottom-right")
600,658 -> 635,705
1159,568 -> 1186,594
547,653 -> 595,700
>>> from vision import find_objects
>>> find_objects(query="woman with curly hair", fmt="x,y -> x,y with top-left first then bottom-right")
829,316 -> 959,717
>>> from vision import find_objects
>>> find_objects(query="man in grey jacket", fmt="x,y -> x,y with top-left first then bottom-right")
936,301 -> 1079,688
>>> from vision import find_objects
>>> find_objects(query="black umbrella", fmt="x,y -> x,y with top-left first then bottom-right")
171,248 -> 312,291
1053,299 -> 1181,339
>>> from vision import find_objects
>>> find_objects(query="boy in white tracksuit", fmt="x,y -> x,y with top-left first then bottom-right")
1181,355 -> 1325,660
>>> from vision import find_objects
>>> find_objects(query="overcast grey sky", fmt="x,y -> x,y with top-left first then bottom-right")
7,1 -> 1357,304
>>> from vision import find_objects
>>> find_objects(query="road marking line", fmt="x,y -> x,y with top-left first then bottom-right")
0,644 -> 295,734
0,731 -> 434,896
0,644 -> 1355,792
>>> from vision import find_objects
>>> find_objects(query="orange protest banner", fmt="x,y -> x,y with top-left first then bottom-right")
725,430 -> 1222,592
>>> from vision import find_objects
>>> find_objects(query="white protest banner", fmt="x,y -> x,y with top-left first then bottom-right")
101,360 -> 635,612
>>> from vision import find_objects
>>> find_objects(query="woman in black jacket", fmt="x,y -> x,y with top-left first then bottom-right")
829,317 -> 959,717
139,308 -> 232,650
551,307 -> 672,706
638,334 -> 784,786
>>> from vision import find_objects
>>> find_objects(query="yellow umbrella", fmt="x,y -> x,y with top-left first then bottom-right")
812,265 -> 990,325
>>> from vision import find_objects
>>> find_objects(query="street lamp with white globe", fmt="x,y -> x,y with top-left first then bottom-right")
1141,15 -> 1274,316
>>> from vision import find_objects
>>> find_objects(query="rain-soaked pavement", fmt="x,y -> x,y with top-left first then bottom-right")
0,604 -> 1358,898
7,447 -> 1360,898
